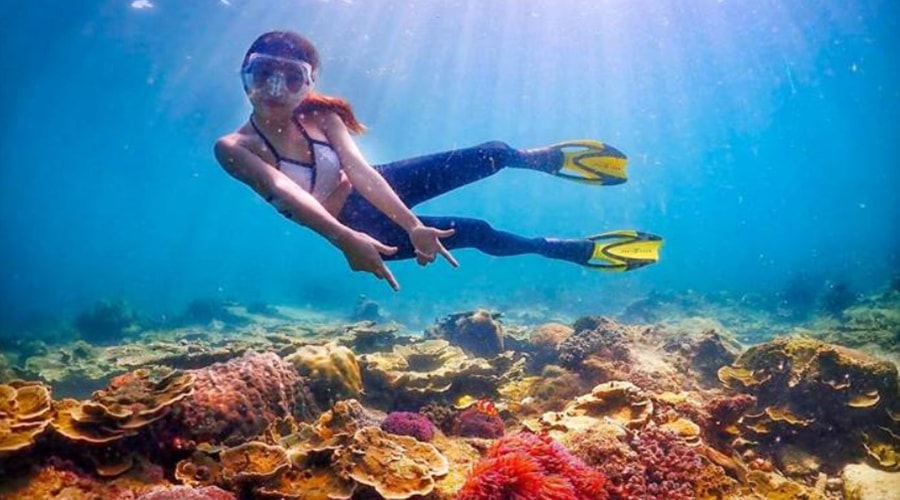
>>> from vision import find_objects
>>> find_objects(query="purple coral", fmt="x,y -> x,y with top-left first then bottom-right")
452,406 -> 505,439
380,411 -> 435,442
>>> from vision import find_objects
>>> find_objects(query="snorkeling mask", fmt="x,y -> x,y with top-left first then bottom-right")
241,53 -> 313,103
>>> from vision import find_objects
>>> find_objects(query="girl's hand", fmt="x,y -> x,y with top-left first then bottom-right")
340,231 -> 400,291
409,225 -> 459,268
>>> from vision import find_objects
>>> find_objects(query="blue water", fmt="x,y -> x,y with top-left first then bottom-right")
1,0 -> 898,336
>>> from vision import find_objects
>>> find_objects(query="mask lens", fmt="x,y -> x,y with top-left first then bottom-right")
243,55 -> 310,95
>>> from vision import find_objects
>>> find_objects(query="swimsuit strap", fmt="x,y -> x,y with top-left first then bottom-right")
292,113 -> 322,164
249,115 -> 286,165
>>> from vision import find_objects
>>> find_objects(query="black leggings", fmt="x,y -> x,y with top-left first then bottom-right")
337,141 -> 593,264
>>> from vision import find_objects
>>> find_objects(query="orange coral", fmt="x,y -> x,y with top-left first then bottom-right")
0,380 -> 54,454
51,369 -> 194,445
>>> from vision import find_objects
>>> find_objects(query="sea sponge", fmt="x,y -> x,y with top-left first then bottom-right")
381,411 -> 435,442
452,405 -> 505,439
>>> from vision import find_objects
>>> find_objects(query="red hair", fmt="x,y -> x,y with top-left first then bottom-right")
298,92 -> 367,135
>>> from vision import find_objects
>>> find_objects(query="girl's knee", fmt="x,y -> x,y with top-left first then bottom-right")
477,140 -> 514,155
475,141 -> 518,168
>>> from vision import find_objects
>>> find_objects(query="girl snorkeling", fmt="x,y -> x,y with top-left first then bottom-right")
214,31 -> 660,291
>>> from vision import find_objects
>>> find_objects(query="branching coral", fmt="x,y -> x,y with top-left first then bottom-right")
558,317 -> 631,368
618,428 -> 704,499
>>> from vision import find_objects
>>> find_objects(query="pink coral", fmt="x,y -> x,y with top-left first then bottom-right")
615,428 -> 703,500
155,351 -> 318,448
380,411 -> 435,442
458,432 -> 608,500
452,406 -> 505,439
136,485 -> 235,499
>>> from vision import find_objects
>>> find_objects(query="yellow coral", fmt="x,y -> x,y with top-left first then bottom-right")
285,342 -> 363,401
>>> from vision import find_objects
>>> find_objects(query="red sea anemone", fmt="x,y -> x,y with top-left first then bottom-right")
457,432 -> 608,500
456,453 -> 578,500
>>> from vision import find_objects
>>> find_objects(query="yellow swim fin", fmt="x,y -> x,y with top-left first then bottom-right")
585,230 -> 663,271
550,140 -> 628,185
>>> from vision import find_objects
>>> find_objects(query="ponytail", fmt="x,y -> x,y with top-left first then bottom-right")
297,92 -> 367,135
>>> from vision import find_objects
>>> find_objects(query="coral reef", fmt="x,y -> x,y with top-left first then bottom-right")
284,342 -> 363,407
419,402 -> 458,435
0,380 -> 53,454
137,485 -> 236,499
452,403 -> 505,439
425,309 -> 505,358
312,398 -> 382,440
52,368 -> 194,445
351,295 -> 385,322
779,272 -> 820,320
821,281 -> 857,317
615,427 -> 705,499
341,321 -> 408,354
661,328 -> 742,387
718,336 -> 899,469
8,291 -> 900,499
219,441 -> 290,484
527,322 -> 574,369
457,431 -> 607,500
808,287 -> 900,356
702,393 -> 757,440
158,351 -> 318,447
359,339 -> 519,409
380,411 -> 435,442
558,316 -> 632,368
529,381 -> 653,439
333,426 -> 449,498
74,298 -> 141,344
178,298 -> 250,328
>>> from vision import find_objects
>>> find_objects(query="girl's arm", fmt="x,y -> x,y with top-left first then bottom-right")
319,112 -> 458,267
214,136 -> 402,289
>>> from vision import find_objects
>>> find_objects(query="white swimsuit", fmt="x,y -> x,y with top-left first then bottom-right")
250,116 -> 343,208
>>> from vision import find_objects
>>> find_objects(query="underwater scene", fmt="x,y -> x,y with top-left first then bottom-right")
1,0 -> 898,499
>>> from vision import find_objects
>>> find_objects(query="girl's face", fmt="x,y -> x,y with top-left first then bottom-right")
242,53 -> 315,109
